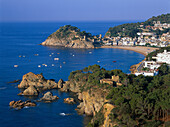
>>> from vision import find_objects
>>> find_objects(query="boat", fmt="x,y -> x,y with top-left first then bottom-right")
38,65 -> 41,68
54,58 -> 59,60
14,65 -> 18,67
59,113 -> 65,116
112,61 -> 116,63
34,54 -> 39,56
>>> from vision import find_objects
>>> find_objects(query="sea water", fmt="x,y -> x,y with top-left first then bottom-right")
0,22 -> 144,127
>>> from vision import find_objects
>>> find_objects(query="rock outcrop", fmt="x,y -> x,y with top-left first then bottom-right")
57,79 -> 64,88
18,85 -> 39,96
9,100 -> 36,109
41,25 -> 94,49
64,98 -> 75,104
17,72 -> 115,126
57,80 -> 106,116
56,77 -> 115,126
40,92 -> 59,102
18,72 -> 58,90
103,103 -> 115,127
76,91 -> 106,116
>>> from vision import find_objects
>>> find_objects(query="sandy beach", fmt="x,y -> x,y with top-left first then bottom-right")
101,46 -> 159,56
101,46 -> 159,74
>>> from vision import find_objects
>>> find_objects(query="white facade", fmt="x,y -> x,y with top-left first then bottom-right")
155,50 -> 170,64
137,32 -> 155,36
138,42 -> 146,45
144,61 -> 160,69
135,71 -> 158,76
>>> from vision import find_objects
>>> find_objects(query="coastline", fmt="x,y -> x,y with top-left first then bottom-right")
100,46 -> 159,74
100,46 -> 159,56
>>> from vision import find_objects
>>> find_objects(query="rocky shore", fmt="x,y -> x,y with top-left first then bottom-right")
9,100 -> 36,109
13,72 -> 114,126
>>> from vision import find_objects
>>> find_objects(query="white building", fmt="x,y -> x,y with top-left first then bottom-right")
135,71 -> 158,76
144,61 -> 160,70
153,50 -> 170,64
137,32 -> 155,36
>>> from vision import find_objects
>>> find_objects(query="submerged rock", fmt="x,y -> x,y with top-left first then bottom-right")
9,100 -> 36,109
7,79 -> 20,84
40,92 -> 59,102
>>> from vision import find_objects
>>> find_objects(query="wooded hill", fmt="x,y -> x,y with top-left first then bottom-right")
105,13 -> 170,38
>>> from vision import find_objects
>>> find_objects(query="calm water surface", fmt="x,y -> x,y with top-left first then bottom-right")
0,22 -> 144,127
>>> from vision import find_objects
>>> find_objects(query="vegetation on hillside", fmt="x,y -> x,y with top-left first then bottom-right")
68,64 -> 170,127
143,13 -> 170,26
68,64 -> 128,92
106,13 -> 170,38
106,23 -> 142,38
48,25 -> 94,39
106,64 -> 170,127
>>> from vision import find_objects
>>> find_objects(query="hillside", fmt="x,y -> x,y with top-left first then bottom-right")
105,13 -> 170,38
69,64 -> 170,127
41,25 -> 95,48
144,13 -> 170,26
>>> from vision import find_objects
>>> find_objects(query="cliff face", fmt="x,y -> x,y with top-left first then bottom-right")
76,91 -> 105,116
41,25 -> 94,49
59,80 -> 115,127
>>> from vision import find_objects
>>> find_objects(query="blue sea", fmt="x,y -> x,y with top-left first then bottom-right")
0,22 -> 144,127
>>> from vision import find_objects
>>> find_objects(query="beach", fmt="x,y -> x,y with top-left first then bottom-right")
101,46 -> 159,56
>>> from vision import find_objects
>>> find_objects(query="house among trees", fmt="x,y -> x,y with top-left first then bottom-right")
100,75 -> 122,86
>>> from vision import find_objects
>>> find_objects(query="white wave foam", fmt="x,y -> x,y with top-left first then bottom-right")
0,87 -> 7,90
59,113 -> 66,116
24,106 -> 29,109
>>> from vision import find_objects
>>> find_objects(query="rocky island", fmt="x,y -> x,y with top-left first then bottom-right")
41,25 -> 95,48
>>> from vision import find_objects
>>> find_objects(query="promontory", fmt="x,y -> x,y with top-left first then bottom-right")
41,25 -> 97,48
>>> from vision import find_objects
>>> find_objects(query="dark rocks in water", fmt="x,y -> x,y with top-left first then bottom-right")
40,91 -> 59,102
9,100 -> 36,109
7,79 -> 20,84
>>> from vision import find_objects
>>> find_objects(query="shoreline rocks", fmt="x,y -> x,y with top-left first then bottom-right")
64,98 -> 75,104
18,85 -> 39,96
9,100 -> 36,109
40,92 -> 59,102
18,72 -> 58,90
